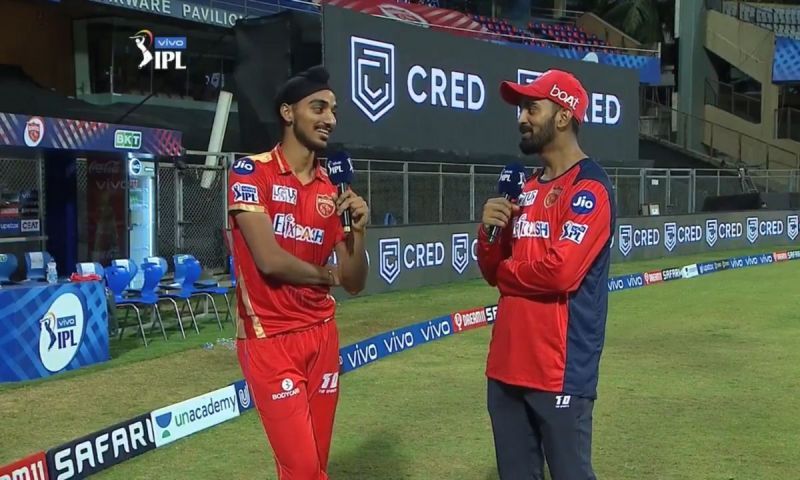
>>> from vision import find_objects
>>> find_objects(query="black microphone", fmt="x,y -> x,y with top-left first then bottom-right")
488,163 -> 526,244
326,151 -> 355,233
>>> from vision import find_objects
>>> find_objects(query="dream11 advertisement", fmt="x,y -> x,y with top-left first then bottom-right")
86,157 -> 127,264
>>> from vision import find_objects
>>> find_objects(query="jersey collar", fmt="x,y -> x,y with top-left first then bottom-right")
273,144 -> 327,182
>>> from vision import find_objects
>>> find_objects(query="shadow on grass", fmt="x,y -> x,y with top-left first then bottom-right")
328,430 -> 409,480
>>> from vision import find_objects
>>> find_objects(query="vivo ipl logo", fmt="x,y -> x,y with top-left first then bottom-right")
451,233 -> 470,274
39,292 -> 84,373
618,224 -> 633,257
379,238 -> 401,284
351,36 -> 396,122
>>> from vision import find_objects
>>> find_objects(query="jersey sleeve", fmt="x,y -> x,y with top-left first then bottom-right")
228,157 -> 270,214
495,180 -> 611,296
476,221 -> 513,287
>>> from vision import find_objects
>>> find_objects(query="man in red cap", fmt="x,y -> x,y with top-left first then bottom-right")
477,69 -> 616,480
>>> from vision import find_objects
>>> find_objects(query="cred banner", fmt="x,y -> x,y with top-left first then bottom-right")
322,5 -> 640,164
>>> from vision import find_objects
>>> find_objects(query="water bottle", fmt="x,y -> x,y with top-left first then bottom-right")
47,260 -> 58,284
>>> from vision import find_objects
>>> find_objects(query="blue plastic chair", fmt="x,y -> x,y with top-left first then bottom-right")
25,251 -> 52,282
184,259 -> 224,330
174,254 -> 217,288
193,258 -> 233,329
106,266 -> 148,346
0,253 -> 18,284
112,259 -> 139,291
161,259 -> 202,335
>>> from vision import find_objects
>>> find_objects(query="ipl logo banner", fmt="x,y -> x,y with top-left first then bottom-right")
39,293 -> 85,373
351,36 -> 396,122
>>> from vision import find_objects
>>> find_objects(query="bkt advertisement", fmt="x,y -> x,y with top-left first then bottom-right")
322,5 -> 640,164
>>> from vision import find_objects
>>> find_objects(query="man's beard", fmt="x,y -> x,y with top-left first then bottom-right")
293,122 -> 326,152
519,113 -> 556,155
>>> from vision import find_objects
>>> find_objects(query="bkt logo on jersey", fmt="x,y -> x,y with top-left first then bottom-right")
788,215 -> 799,241
617,224 -> 660,256
517,68 -> 621,125
451,233 -> 470,274
351,36 -> 396,122
663,222 -> 702,252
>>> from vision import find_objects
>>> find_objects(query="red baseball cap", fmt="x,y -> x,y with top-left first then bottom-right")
500,69 -> 589,123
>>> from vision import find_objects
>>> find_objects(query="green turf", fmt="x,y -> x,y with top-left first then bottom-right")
2,246 -> 799,479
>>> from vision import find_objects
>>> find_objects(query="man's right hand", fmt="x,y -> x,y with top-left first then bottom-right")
482,198 -> 520,231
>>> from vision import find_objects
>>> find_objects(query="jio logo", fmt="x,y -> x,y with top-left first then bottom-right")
570,190 -> 596,215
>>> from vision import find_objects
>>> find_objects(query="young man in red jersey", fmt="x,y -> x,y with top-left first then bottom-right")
478,70 -> 617,480
227,66 -> 369,480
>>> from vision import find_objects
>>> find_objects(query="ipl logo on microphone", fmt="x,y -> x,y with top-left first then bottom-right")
351,36 -> 396,122
130,29 -> 187,70
451,233 -> 470,274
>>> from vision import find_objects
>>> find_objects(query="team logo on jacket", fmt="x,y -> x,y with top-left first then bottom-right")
316,194 -> 335,218
544,187 -> 563,208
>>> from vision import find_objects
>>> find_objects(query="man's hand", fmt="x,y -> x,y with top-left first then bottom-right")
334,190 -> 370,233
482,197 -> 520,231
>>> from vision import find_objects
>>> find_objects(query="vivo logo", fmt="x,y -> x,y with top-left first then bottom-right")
154,36 -> 187,50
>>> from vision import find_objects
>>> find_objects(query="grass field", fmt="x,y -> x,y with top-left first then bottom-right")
2,247 -> 799,479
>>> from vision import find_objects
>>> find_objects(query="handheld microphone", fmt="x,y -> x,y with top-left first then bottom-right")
488,163 -> 526,244
326,151 -> 355,233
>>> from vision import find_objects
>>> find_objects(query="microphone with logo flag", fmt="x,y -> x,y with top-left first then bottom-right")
488,163 -> 526,244
326,151 -> 355,234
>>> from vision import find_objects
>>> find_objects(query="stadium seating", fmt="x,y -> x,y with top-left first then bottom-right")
106,265 -> 149,346
723,1 -> 800,39
471,14 -> 611,51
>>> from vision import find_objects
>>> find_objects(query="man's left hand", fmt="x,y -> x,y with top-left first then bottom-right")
334,190 -> 370,233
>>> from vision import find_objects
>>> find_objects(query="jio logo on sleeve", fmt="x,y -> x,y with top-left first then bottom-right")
570,190 -> 596,215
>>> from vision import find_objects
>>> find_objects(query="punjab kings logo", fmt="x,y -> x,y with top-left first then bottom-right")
24,116 -> 45,147
316,194 -> 335,218
544,187 -> 563,208
351,36 -> 396,122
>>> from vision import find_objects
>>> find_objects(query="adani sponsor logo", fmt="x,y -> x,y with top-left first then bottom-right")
644,271 -> 663,284
0,452 -> 48,480
46,415 -> 154,479
150,385 -> 238,447
697,262 -> 716,275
